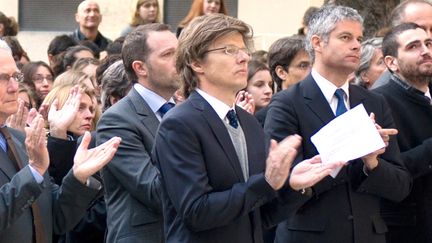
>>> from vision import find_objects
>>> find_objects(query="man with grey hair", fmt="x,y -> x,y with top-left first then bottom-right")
100,60 -> 131,112
265,5 -> 411,243
152,14 -> 341,243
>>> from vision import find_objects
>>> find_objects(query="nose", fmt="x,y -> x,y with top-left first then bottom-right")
237,50 -> 251,63
8,77 -> 19,92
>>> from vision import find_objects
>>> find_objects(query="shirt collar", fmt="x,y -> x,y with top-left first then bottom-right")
196,88 -> 234,120
134,83 -> 174,113
311,68 -> 349,103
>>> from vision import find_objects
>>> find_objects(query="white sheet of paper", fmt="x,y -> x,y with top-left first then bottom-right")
311,104 -> 385,178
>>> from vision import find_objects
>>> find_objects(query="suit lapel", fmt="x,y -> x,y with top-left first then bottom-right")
128,88 -> 160,138
302,75 -> 335,125
190,92 -> 245,181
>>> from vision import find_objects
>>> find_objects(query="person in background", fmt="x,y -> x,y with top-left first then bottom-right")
2,36 -> 30,68
354,37 -> 386,89
298,6 -> 319,36
100,60 -> 131,112
245,60 -> 272,123
268,35 -> 311,92
47,35 -> 78,76
176,0 -> 227,37
0,11 -> 18,37
22,61 -> 54,109
62,45 -> 95,74
70,0 -> 111,51
121,0 -> 160,37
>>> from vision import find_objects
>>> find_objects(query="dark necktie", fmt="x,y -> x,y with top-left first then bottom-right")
334,89 -> 348,116
226,109 -> 238,128
159,102 -> 175,118
0,127 -> 46,243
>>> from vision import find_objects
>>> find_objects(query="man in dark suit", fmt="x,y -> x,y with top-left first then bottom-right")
264,5 -> 412,243
152,14 -> 341,243
0,44 -> 121,243
374,22 -> 432,243
96,23 -> 179,242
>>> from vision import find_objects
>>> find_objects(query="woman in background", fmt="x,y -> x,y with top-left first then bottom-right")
176,0 -> 227,37
121,0 -> 160,37
354,37 -> 386,89
22,61 -> 54,109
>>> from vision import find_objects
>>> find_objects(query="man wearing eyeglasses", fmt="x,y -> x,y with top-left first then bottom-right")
152,14 -> 341,243
0,41 -> 122,243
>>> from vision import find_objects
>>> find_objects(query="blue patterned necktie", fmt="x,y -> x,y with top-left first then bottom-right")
226,109 -> 238,128
0,130 -> 6,152
159,102 -> 175,118
334,89 -> 348,116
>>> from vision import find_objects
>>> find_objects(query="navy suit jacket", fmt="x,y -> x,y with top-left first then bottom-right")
153,91 -> 280,243
264,74 -> 412,243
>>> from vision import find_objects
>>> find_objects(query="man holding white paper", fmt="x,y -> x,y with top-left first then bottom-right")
264,5 -> 412,243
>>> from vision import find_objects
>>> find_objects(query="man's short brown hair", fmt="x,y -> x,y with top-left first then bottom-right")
176,14 -> 253,98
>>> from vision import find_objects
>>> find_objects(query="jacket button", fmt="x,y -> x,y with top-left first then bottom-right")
347,215 -> 354,220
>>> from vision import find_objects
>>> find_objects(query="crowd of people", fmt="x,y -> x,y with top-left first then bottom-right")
1,0 -> 432,243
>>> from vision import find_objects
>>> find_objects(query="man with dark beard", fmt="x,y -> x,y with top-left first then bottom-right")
375,22 -> 432,243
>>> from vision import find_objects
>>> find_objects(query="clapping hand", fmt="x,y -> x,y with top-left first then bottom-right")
48,85 -> 82,139
289,155 -> 346,191
25,114 -> 49,176
72,131 -> 121,184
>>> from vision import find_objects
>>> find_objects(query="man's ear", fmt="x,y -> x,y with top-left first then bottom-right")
311,34 -> 323,54
275,65 -> 288,80
75,13 -> 80,23
132,60 -> 147,77
191,60 -> 204,74
384,55 -> 398,73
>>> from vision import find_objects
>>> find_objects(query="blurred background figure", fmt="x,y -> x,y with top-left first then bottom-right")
245,60 -> 272,113
100,60 -> 131,112
2,36 -> 30,68
0,11 -> 18,37
251,50 -> 268,66
354,37 -> 386,89
176,0 -> 227,37
47,34 -> 78,76
245,60 -> 273,127
22,61 -> 55,109
268,35 -> 311,92
61,45 -> 95,75
121,0 -> 160,37
297,6 -> 319,36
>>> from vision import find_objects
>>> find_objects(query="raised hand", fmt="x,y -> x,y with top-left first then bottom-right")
265,135 -> 302,190
362,113 -> 398,170
25,114 -> 49,176
6,99 -> 29,132
48,85 -> 82,139
235,90 -> 255,114
72,131 -> 121,184
289,155 -> 346,191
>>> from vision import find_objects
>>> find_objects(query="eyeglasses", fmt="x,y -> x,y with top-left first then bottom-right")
32,74 -> 54,84
204,45 -> 251,57
0,72 -> 24,85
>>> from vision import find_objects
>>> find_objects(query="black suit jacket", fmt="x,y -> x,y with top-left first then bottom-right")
152,91 -> 279,243
264,74 -> 412,243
